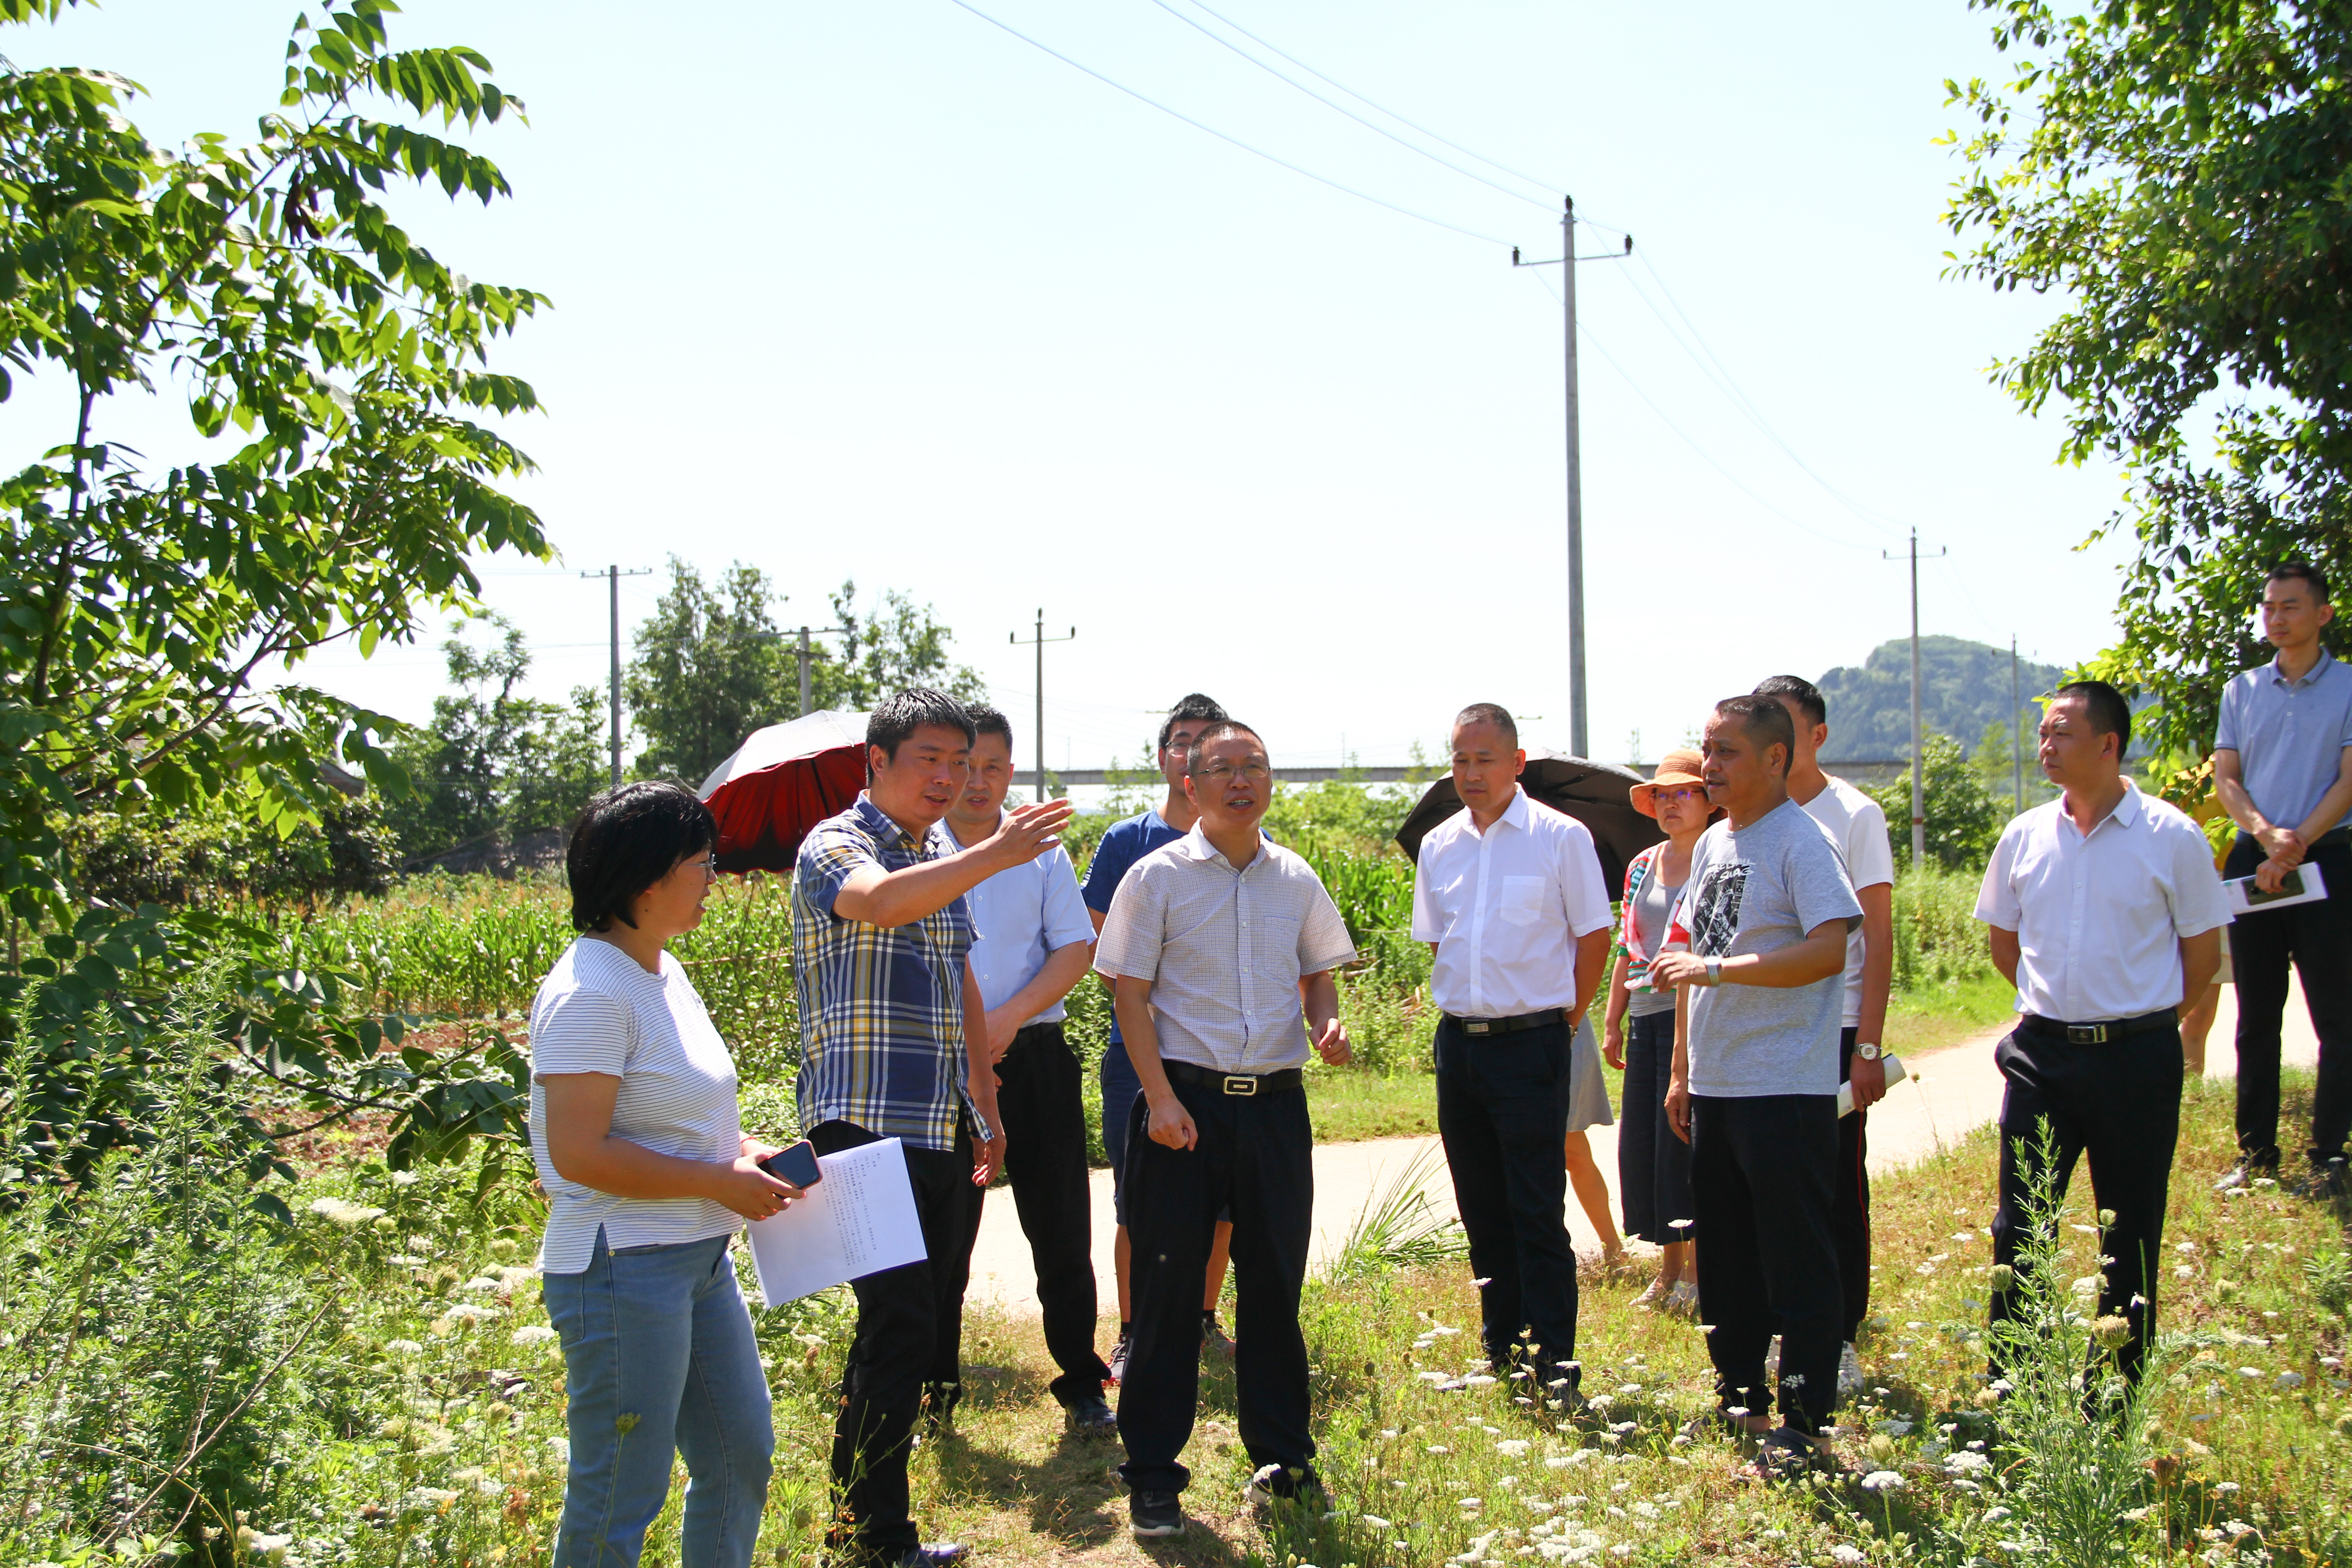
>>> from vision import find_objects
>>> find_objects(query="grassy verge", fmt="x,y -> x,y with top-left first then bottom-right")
1882,972 -> 2019,1058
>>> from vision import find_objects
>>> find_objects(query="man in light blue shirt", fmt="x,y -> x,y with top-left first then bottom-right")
941,706 -> 1115,1428
2213,560 -> 2352,1198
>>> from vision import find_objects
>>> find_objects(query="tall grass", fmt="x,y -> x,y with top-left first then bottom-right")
1891,864 -> 2000,992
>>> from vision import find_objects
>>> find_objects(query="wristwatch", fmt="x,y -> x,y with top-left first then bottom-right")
1854,1042 -> 1883,1062
1703,957 -> 1722,988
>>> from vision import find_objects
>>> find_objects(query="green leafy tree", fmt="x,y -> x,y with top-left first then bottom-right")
623,558 -> 791,784
1870,731 -> 2008,873
1946,0 -> 2352,775
383,616 -> 603,861
62,792 -> 398,910
814,580 -> 987,710
0,1 -> 544,1179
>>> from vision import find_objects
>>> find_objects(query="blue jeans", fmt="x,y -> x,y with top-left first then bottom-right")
542,1230 -> 774,1568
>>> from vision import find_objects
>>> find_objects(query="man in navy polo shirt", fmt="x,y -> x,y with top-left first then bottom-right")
2213,560 -> 2352,1199
1083,693 -> 1236,1379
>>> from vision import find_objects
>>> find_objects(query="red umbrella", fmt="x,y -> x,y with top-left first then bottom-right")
698,710 -> 871,874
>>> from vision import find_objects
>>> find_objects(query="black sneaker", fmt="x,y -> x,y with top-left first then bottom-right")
884,1545 -> 969,1568
919,1381 -> 959,1436
1129,1488 -> 1185,1539
2295,1159 -> 2348,1201
1107,1328 -> 1132,1386
1063,1394 -> 1117,1431
1200,1311 -> 1235,1359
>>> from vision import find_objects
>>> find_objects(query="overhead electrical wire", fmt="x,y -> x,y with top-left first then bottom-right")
939,0 -> 1513,246
1139,0 -> 1557,212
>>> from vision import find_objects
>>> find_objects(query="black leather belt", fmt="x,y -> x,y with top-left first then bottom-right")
1162,1059 -> 1303,1097
1442,1008 -> 1567,1037
2018,1009 -> 2178,1046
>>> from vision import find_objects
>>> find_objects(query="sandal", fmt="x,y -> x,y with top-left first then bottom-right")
1665,1280 -> 1699,1318
1632,1279 -> 1670,1308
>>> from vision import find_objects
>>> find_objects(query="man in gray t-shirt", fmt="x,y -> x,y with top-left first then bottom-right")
1653,697 -> 1861,1473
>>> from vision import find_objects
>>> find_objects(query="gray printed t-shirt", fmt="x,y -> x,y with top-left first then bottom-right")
1666,798 -> 1862,1098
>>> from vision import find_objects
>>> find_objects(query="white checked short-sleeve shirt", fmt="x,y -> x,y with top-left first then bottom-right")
1408,786 -> 1615,1018
1092,826 -> 1358,1074
1974,782 -> 2231,1022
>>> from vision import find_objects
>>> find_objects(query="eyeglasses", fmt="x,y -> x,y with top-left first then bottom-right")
681,855 -> 719,880
1194,761 -> 1270,784
1655,786 -> 1709,805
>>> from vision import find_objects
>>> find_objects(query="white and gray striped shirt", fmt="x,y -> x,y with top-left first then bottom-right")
1093,825 -> 1358,1074
528,937 -> 745,1274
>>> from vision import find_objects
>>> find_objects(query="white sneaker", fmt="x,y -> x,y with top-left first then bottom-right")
1837,1342 -> 1864,1400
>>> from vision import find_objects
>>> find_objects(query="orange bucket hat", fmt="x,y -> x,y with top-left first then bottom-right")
1630,747 -> 1707,819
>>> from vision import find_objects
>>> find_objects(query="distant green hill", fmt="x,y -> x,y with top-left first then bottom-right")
1813,636 -> 2067,762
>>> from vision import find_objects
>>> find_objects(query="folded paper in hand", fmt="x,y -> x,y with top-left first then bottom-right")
2224,861 -> 2328,916
1837,1054 -> 1907,1119
745,1137 -> 927,1306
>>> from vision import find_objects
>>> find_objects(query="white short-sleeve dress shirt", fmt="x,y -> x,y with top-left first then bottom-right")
1796,774 -> 1897,1030
944,812 -> 1097,1021
1091,826 -> 1358,1074
1408,786 -> 1615,1019
1973,782 -> 2232,1023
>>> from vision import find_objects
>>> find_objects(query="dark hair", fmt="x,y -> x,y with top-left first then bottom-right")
1184,719 -> 1266,777
1452,702 -> 1518,746
967,703 -> 1014,750
867,687 -> 976,767
2267,559 -> 2332,603
566,781 -> 717,933
2053,679 -> 2132,751
1157,693 -> 1229,754
1712,695 -> 1795,775
1752,674 -> 1827,728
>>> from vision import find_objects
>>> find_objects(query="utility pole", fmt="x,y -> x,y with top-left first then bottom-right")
1009,610 -> 1076,803
1881,530 -> 1947,865
2010,636 -> 2025,816
792,622 -> 855,716
1514,200 -> 1631,758
580,564 -> 653,789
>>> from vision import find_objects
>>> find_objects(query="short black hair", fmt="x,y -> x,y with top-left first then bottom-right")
867,687 -> 976,766
967,703 -> 1014,750
566,781 -> 716,933
1752,674 -> 1827,728
2267,560 -> 2332,603
2053,679 -> 2132,752
1712,695 -> 1795,775
1157,693 -> 1229,754
1452,702 -> 1518,746
1185,719 -> 1266,777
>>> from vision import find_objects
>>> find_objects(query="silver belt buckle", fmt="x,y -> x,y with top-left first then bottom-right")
1223,1074 -> 1257,1096
2066,1023 -> 2109,1045
1463,1019 -> 1491,1035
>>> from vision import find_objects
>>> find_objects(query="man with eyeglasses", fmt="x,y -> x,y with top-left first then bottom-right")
1082,693 -> 1240,1379
1093,720 -> 1357,1539
1410,703 -> 1614,1399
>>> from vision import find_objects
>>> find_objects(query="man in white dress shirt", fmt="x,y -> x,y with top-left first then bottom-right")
1093,720 -> 1357,1540
1975,680 -> 2228,1388
1409,703 -> 1614,1392
939,706 -> 1116,1430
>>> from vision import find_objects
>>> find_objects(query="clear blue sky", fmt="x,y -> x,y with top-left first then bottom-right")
11,0 -> 2127,772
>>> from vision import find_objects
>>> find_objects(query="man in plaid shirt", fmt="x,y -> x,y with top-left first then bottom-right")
793,688 -> 1073,1568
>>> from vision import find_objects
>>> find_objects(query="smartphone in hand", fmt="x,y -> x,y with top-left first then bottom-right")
760,1139 -> 822,1189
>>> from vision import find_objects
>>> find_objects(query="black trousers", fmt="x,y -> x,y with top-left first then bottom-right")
974,1022 -> 1111,1404
1617,1009 -> 1695,1245
1433,1016 -> 1579,1382
1836,1029 -> 1872,1343
2225,834 -> 2352,1171
808,1118 -> 983,1558
1988,1021 -> 2180,1388
1117,1076 -> 1315,1496
1690,1093 -> 1843,1435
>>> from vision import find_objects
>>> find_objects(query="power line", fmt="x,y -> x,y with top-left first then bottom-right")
1175,0 -> 1570,200
938,0 -> 1513,246
1139,0 -> 1555,211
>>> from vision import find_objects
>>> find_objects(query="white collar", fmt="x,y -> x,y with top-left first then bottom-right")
1465,784 -> 1531,838
1178,821 -> 1270,872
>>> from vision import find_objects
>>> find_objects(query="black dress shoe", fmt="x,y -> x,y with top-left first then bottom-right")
1063,1394 -> 1117,1431
1129,1489 -> 1185,1539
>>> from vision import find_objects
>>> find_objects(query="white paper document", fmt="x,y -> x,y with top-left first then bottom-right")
2224,861 -> 2328,916
1837,1054 -> 1908,1119
745,1137 -> 927,1306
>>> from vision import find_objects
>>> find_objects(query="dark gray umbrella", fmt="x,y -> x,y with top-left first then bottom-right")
1394,752 -> 1663,894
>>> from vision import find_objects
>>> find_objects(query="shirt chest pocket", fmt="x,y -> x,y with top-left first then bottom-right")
1498,875 -> 1549,928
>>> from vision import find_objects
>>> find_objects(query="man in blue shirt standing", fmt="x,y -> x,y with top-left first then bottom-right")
2212,561 -> 2352,1200
1083,693 -> 1236,1380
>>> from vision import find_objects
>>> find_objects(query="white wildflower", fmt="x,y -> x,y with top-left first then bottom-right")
510,1325 -> 558,1346
1860,1470 -> 1906,1492
1496,1439 -> 1530,1456
1832,1548 -> 1866,1566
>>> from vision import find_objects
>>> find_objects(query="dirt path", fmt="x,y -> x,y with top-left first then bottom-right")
963,979 -> 2323,1314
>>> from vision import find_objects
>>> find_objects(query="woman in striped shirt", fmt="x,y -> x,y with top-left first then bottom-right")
531,782 -> 800,1568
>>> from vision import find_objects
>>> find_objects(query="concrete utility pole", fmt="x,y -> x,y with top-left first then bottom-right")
2010,635 -> 2025,816
581,564 -> 652,789
793,622 -> 855,716
1513,199 -> 1631,759
1009,610 -> 1076,803
1882,530 -> 1947,864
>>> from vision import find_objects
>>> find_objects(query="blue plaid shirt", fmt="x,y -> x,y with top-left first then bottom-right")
792,794 -> 984,1151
